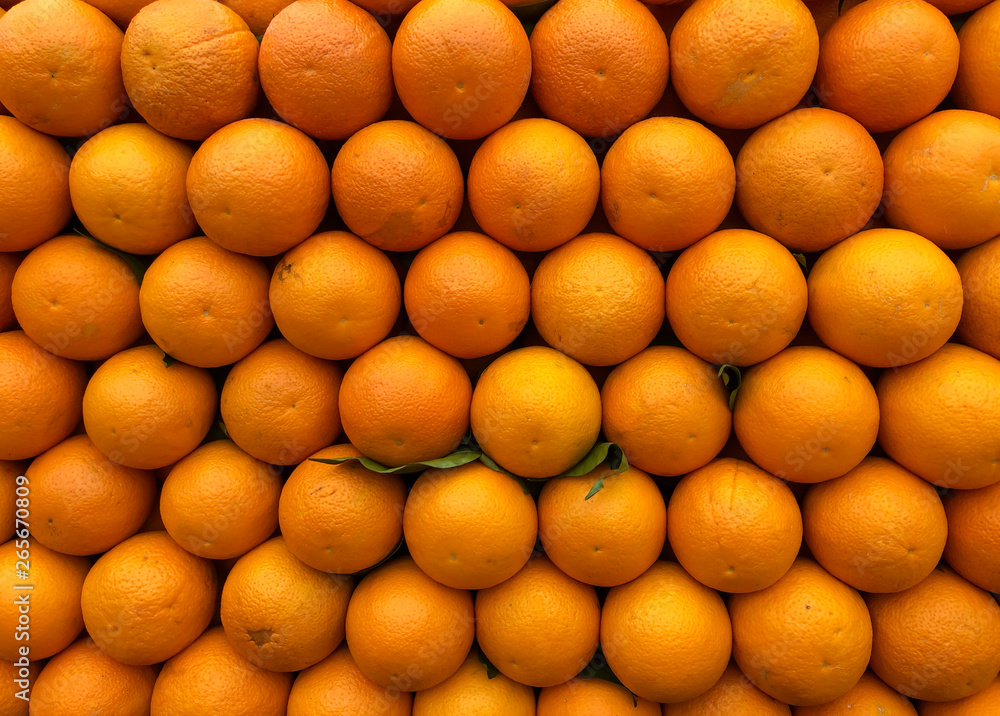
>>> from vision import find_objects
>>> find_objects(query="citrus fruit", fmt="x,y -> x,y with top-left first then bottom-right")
84,0 -> 157,27
956,235 -> 1000,360
793,669 -> 917,715
0,251 -> 20,331
412,650 -> 536,716
917,676 -> 1000,715
0,656 -> 36,715
943,479 -> 1000,593
953,0 -> 1000,119
662,659 -> 793,715
0,460 -> 24,543
538,677 -> 662,715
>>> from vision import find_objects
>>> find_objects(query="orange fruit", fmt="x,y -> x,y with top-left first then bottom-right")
220,0 -> 294,35
278,444 -> 406,575
734,346 -> 879,483
953,0 -> 1000,118
0,252 -> 20,331
805,0 -> 866,38
403,231 -> 530,359
353,0 -> 419,11
538,677 -> 661,715
669,0 -> 819,129
404,461 -> 537,590
666,228 -> 808,366
538,463 -> 666,587
0,116 -> 71,253
531,233 -> 665,366
82,344 -> 217,470
876,343 -> 1000,491
601,346 -> 731,477
346,556 -> 475,691
150,626 -> 293,716
220,338 -> 343,465
331,120 -> 464,253
943,479 -> 1000,593
0,330 -> 86,461
662,660 -> 793,715
259,0 -> 392,140
68,123 -> 196,256
27,636 -> 156,716
412,650 -> 536,715
814,0 -> 959,134
793,669 -> 917,716
221,536 -> 354,672
0,460 -> 24,543
82,0 -> 155,27
866,567 -> 1000,702
956,235 -> 1000,360
25,434 -> 157,556
476,553 -> 599,688
0,656 -> 36,716
730,558 -> 873,706
81,531 -> 216,665
12,234 -> 143,360
121,0 -> 259,140
926,0 -> 991,11
917,676 -> 1000,715
339,335 -> 472,466
391,0 -> 531,140
882,110 -> 1000,250
601,116 -> 735,253
471,346 -> 602,478
186,118 -> 330,257
269,232 -> 401,360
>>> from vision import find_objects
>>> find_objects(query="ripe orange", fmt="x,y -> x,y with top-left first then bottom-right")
956,235 -> 1000,360
953,0 -> 1000,118
876,343 -> 1000,491
0,330 -> 86,461
0,657 -> 35,716
392,0 -> 531,140
0,252 -> 20,331
925,0 -> 991,12
918,676 -> 1000,715
601,116 -> 735,253
943,479 -> 1000,593
882,110 -> 1000,250
866,567 -> 1000,701
404,231 -> 530,359
12,235 -> 143,360
278,444 -> 406,575
538,677 -> 661,715
68,123 -> 196,256
221,536 -> 354,672
0,460 -> 24,543
601,346 -> 731,477
287,643 -> 413,716
412,650 -> 536,715
814,0 -> 959,134
83,0 -> 156,27
269,231 -> 401,360
793,669 -> 917,716
81,531 -> 216,665
220,0 -> 294,35
531,233 -> 665,366
82,344 -> 217,470
476,553 -> 599,688
121,0 -> 259,140
662,660 -> 792,715
352,0 -> 419,12
471,346 -> 602,478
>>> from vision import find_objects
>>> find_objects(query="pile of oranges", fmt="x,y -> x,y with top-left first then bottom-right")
1,0 -> 1000,711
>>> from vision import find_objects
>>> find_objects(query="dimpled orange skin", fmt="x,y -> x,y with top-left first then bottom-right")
0,659 -> 37,716
412,651 -> 536,716
793,669 -> 917,716
953,1 -> 1000,118
877,343 -> 1000,491
219,0 -> 295,35
662,660 -> 792,715
392,0 -> 531,140
956,235 -> 1000,360
80,0 -> 156,29
943,480 -> 1000,593
538,677 -> 662,716
917,676 -> 1000,715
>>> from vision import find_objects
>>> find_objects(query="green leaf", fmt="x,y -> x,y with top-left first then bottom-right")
718,364 -> 742,411
217,420 -> 229,438
349,534 -> 405,579
477,645 -> 500,679
74,228 -> 148,284
477,454 -> 531,494
162,353 -> 178,368
562,442 -> 626,477
309,449 -> 482,474
792,252 -> 807,271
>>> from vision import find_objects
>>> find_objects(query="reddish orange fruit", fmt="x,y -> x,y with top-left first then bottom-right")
953,0 -> 1000,118
661,660 -> 793,715
956,235 -> 1000,360
943,480 -> 1000,594
793,669 -> 917,716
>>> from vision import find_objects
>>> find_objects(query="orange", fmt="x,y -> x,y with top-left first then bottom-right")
331,120 -> 464,253
82,0 -> 155,28
882,110 -> 1000,250
68,123 -> 196,255
259,0 -> 392,139
956,235 -> 1000,359
220,0 -> 294,35
186,118 -> 330,257
220,338 -> 343,465
121,0 -> 259,140
353,0 -> 419,12
286,643 -> 413,716
730,558 -> 872,706
669,0 -> 818,129
943,480 -> 1000,593
0,116 -> 71,253
339,335 -> 471,466
346,556 -> 474,691
733,346 -> 879,483
81,531 -> 216,665
0,656 -> 36,716
278,444 -> 406,575
814,0 -> 959,134
806,0 -> 866,38
221,536 -> 354,672
0,330 -> 86,461
666,228 -> 808,366
150,626 -> 293,716
538,677 -> 661,715
391,0 -> 530,140
876,343 -> 1000,490
601,116 -> 735,253
866,567 -> 1000,702
27,636 -> 156,716
404,461 -> 537,590
601,346 -> 731,477
662,660 -> 792,715
403,231 -> 530,359
0,252 -> 20,331
471,346 -> 602,478
25,434 -> 157,556
793,669 -> 917,716
413,650 -> 536,716
917,676 -> 1000,715
0,539 -> 89,660
531,233 -> 665,366
538,463 -> 666,587
0,460 -> 24,542
82,344 -> 218,470
953,1 -> 1000,118
735,108 -> 883,252
926,0 -> 991,11
476,553 -> 599,688
269,231 -> 400,360
467,118 -> 599,252
12,234 -> 143,360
